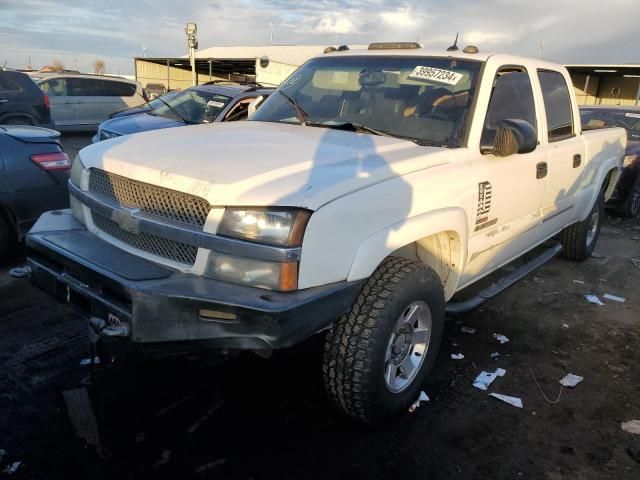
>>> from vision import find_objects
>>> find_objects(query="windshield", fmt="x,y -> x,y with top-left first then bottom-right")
580,108 -> 640,142
152,89 -> 231,123
251,55 -> 482,147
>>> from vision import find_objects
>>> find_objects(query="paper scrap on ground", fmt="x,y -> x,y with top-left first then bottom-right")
196,459 -> 227,473
409,391 -> 430,412
490,393 -> 523,409
3,462 -> 22,475
451,353 -> 464,360
622,420 -> 640,435
603,294 -> 625,303
490,352 -> 500,358
153,450 -> 171,469
493,333 -> 509,344
460,326 -> 476,334
473,368 -> 506,390
585,294 -> 605,306
562,324 -> 570,329
79,356 -> 100,366
559,373 -> 584,388
573,280 -> 585,284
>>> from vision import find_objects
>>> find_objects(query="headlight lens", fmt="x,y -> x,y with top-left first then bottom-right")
623,154 -> 638,167
218,208 -> 311,246
100,129 -> 120,141
204,253 -> 298,291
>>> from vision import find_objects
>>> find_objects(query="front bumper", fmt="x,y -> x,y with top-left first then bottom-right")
27,210 -> 363,353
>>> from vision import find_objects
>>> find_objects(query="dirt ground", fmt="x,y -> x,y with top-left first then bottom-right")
0,134 -> 639,479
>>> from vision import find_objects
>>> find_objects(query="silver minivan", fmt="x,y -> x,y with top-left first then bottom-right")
37,74 -> 146,132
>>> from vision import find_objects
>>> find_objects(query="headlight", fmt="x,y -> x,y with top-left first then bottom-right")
69,155 -> 86,224
100,129 -> 120,141
204,253 -> 298,291
217,208 -> 311,246
623,154 -> 638,167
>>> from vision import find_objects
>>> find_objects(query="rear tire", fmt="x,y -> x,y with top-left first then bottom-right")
559,192 -> 604,261
322,256 -> 445,423
0,216 -> 10,261
619,177 -> 640,218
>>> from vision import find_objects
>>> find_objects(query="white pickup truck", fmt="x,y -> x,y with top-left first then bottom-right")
27,43 -> 626,422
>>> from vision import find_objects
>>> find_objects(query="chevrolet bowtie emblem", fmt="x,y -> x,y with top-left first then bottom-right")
111,208 -> 140,233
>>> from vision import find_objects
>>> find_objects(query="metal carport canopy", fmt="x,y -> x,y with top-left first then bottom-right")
136,57 -> 255,76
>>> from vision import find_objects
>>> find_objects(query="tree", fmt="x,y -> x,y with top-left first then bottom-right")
93,59 -> 106,75
51,60 -> 65,72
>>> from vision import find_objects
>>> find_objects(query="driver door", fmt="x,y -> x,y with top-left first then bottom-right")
462,67 -> 548,284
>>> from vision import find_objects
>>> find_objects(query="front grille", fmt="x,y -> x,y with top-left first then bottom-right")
92,213 -> 198,266
88,169 -> 210,228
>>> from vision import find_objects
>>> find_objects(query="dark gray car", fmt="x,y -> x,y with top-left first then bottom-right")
0,126 -> 70,259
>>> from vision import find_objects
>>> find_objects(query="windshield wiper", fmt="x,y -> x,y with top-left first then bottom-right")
154,96 -> 192,124
306,120 -> 396,138
277,90 -> 308,125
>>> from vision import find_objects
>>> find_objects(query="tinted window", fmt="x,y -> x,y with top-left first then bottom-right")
580,108 -> 640,141
483,70 -> 537,133
104,81 -> 137,97
0,75 -> 21,92
39,78 -> 67,96
538,70 -> 573,140
66,78 -> 105,96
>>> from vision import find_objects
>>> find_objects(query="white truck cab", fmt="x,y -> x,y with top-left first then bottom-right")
27,43 -> 625,422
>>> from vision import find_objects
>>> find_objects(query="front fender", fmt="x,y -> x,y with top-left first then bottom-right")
347,207 -> 469,285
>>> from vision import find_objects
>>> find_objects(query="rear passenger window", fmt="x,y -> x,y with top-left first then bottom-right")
482,69 -> 537,138
67,78 -> 105,96
537,70 -> 574,141
103,81 -> 137,97
0,76 -> 21,92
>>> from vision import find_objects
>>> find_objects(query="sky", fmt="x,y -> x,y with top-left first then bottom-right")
0,0 -> 638,75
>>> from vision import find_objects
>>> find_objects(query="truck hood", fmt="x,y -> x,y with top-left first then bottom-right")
79,121 -> 451,210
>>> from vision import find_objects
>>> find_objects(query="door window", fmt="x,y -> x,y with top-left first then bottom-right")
0,76 -> 20,92
103,81 -> 137,97
537,70 -> 574,141
483,69 -> 537,133
39,78 -> 67,96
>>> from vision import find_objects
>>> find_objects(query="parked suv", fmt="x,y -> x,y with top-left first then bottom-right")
0,70 -> 52,127
37,74 -> 146,132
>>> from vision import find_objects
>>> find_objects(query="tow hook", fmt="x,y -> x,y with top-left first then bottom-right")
88,315 -> 130,344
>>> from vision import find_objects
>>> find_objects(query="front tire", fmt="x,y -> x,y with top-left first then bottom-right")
559,192 -> 604,261
322,256 -> 445,423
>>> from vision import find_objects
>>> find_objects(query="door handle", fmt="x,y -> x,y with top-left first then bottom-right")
536,162 -> 548,179
573,154 -> 582,168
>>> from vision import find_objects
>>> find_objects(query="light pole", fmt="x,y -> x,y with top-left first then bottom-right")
185,23 -> 198,86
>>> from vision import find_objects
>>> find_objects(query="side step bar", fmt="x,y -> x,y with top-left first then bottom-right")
446,241 -> 563,314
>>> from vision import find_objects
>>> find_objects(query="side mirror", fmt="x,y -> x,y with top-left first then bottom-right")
481,119 -> 537,157
247,95 -> 266,117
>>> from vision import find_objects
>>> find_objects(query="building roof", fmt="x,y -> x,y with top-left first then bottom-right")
191,45 -> 368,66
566,64 -> 640,76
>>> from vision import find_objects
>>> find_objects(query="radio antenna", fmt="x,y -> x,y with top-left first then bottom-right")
446,33 -> 459,52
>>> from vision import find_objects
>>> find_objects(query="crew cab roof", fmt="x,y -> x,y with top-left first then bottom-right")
317,47 -> 568,71
191,84 -> 274,97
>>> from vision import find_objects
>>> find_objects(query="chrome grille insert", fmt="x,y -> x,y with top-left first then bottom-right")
92,212 -> 198,266
88,168 -> 210,228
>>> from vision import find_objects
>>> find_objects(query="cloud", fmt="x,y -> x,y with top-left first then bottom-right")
312,14 -> 356,34
0,0 -> 638,74
380,8 -> 418,27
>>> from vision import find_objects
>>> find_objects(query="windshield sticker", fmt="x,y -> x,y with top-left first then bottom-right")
281,73 -> 302,89
624,112 -> 640,119
408,66 -> 463,86
207,101 -> 225,108
333,71 -> 350,84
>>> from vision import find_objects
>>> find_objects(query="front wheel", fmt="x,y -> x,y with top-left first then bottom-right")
620,177 -> 640,218
559,192 -> 604,261
322,256 -> 445,423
